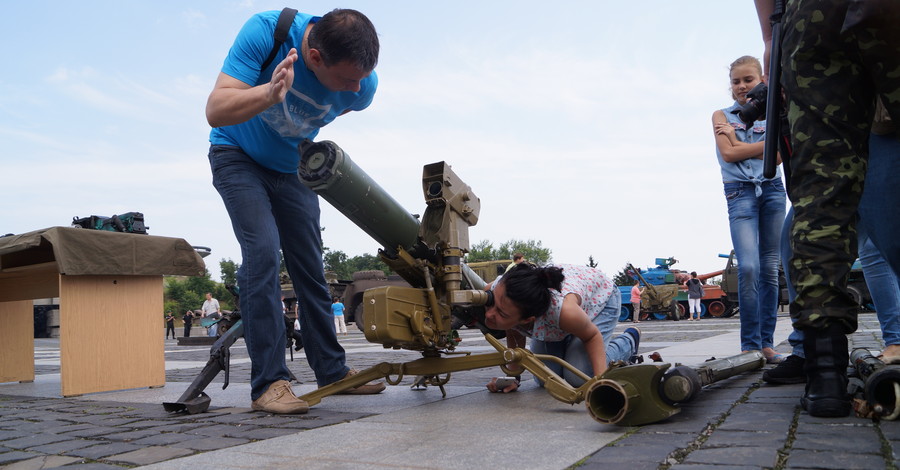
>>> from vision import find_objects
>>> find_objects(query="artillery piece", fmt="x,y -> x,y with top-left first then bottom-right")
627,263 -> 681,321
165,140 -> 765,426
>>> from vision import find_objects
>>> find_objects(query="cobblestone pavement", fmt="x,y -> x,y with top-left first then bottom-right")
2,312 -> 899,469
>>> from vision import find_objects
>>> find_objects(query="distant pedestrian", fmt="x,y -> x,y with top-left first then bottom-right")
686,272 -> 704,321
201,292 -> 221,337
630,281 -> 644,323
182,310 -> 193,338
505,253 -> 526,273
332,297 -> 347,335
165,311 -> 176,339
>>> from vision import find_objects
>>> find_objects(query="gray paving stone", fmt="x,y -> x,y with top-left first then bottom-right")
2,454 -> 83,469
168,436 -> 250,451
786,449 -> 886,469
881,422 -> 900,440
4,421 -> 70,434
122,419 -> 174,429
103,428 -> 163,442
264,413 -> 364,430
59,426 -> 122,438
792,428 -> 882,454
671,464 -> 759,470
67,415 -> 142,427
26,438 -> 102,454
615,431 -> 697,449
131,432 -> 204,446
799,413 -> 868,426
39,423 -> 97,434
64,442 -> 142,459
223,427 -> 299,440
682,446 -> 780,467
3,433 -> 71,450
204,413 -> 258,424
715,411 -> 796,432
186,424 -> 258,437
0,430 -> 29,440
649,416 -> 714,434
582,443 -> 673,466
701,430 -> 786,448
795,421 -> 875,435
105,445 -> 194,466
579,458 -> 663,470
0,450 -> 38,465
52,463 -> 124,469
235,415 -> 301,426
143,422 -> 206,434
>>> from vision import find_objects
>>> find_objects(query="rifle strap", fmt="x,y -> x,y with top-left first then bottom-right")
260,7 -> 298,72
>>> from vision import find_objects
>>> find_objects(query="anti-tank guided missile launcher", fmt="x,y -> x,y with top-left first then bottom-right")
294,140 -> 766,425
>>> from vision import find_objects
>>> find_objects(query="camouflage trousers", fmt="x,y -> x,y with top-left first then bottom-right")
782,0 -> 900,333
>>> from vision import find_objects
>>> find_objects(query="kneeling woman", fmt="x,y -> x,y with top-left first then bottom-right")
484,263 -> 640,393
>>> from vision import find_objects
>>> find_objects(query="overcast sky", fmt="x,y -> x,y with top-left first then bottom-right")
0,1 -> 774,282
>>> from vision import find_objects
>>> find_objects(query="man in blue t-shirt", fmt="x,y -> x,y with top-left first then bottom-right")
206,8 -> 384,414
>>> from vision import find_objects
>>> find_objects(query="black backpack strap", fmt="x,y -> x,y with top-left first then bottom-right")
260,7 -> 298,72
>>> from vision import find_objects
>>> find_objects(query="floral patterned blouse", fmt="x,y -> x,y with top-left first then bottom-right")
505,264 -> 615,342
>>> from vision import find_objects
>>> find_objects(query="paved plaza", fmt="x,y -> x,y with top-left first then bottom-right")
1,312 -> 898,469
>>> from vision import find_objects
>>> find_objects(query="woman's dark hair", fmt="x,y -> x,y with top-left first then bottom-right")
309,9 -> 379,71
500,263 -> 564,320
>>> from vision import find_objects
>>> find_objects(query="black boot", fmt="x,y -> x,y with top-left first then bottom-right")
801,324 -> 851,417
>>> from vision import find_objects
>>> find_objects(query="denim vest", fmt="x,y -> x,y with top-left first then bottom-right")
716,102 -> 782,196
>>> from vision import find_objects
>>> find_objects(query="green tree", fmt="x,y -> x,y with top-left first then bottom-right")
323,248 -> 390,280
612,264 -> 637,287
324,249 -> 351,279
164,276 -> 202,316
346,253 -> 389,274
466,239 -> 551,265
219,259 -> 239,286
163,269 -> 235,317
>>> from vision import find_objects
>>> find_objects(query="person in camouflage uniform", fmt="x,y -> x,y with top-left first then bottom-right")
778,0 -> 900,417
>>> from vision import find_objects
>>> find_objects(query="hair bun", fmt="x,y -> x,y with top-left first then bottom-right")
538,266 -> 565,291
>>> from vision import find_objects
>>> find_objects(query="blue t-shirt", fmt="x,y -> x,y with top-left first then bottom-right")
209,10 -> 378,173
332,302 -> 345,317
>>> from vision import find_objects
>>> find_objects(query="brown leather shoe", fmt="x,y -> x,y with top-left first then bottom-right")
334,369 -> 386,395
251,380 -> 309,414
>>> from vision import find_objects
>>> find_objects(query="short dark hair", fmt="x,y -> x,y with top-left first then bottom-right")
309,9 -> 379,71
512,253 -> 524,261
500,263 -> 564,320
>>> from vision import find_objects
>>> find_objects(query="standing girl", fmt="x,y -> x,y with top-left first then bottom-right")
711,55 -> 785,363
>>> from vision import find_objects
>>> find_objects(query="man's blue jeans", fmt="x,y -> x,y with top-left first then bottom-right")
529,294 -> 635,387
209,145 -> 348,400
724,180 -> 786,352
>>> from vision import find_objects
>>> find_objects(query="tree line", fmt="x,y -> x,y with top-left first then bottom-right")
163,238 -> 643,317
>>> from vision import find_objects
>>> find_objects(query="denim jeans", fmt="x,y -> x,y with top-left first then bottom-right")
859,227 -> 900,346
858,133 -> 900,280
529,294 -> 635,387
209,145 -> 348,400
724,180 -> 786,352
781,208 -> 804,358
